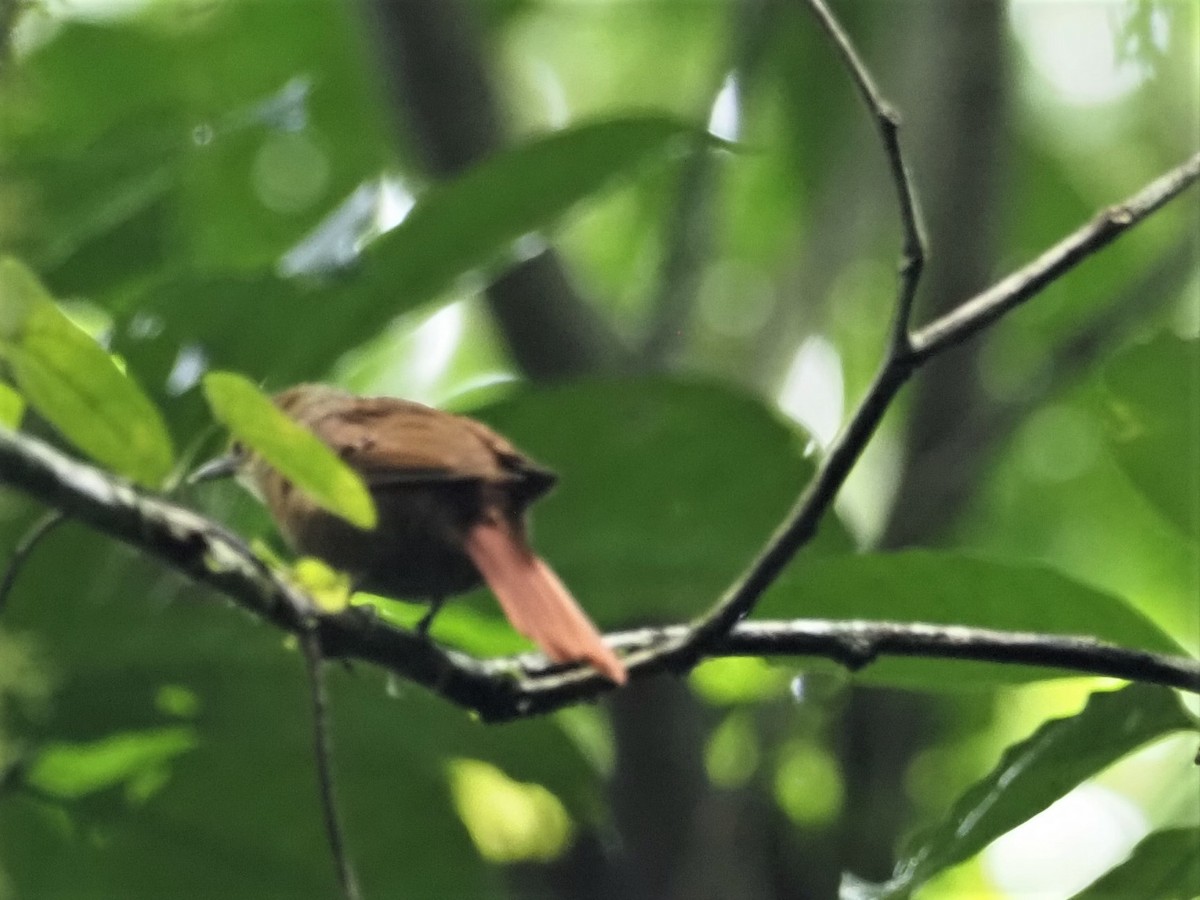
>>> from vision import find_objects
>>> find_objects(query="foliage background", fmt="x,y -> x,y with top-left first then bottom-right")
0,0 -> 1197,898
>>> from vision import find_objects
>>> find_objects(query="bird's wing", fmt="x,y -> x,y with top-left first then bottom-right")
307,396 -> 517,486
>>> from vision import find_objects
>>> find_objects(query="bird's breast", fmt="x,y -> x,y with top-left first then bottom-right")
275,479 -> 486,600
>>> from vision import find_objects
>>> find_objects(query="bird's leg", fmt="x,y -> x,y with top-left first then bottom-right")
415,596 -> 446,638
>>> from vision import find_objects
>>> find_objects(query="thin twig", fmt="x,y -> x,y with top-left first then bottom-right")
803,0 -> 926,352
975,236 -> 1196,448
911,151 -> 1200,363
0,510 -> 64,613
671,0 -> 933,660
682,357 -> 912,654
300,629 -> 362,900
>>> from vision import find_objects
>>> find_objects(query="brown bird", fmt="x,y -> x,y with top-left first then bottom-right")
193,384 -> 626,684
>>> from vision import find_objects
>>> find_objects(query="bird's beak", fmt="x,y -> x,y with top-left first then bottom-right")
187,453 -> 241,485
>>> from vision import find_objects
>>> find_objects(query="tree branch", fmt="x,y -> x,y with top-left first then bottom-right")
2,2 -> 1196,732
802,0 -> 926,353
492,620 -> 1200,718
1,426 -> 1196,726
668,0 -> 1200,663
910,151 -> 1200,363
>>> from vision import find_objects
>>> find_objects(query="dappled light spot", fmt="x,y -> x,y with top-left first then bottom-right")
705,710 -> 760,789
774,739 -> 843,826
154,684 -> 200,719
1010,1 -> 1159,108
707,72 -> 740,142
1015,404 -> 1101,484
778,335 -> 844,450
24,727 -> 197,803
983,782 -> 1146,897
253,132 -> 330,215
691,656 -> 789,705
447,758 -> 574,864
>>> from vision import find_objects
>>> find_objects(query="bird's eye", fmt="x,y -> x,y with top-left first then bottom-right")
229,439 -> 246,459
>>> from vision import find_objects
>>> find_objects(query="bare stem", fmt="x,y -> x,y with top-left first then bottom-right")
0,510 -> 64,613
911,151 -> 1200,362
802,0 -> 926,351
300,630 -> 362,900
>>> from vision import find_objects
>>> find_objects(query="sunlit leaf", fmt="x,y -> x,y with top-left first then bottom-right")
1100,334 -> 1200,539
291,556 -> 353,613
0,257 -> 175,485
849,685 -> 1196,899
447,758 -> 574,863
25,727 -> 197,800
704,711 -> 759,788
1070,826 -> 1200,899
774,739 -> 844,826
0,381 -> 25,428
691,657 -> 791,705
200,371 -> 376,530
758,551 -> 1185,688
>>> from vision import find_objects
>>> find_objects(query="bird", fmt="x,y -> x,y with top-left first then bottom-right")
191,384 -> 627,684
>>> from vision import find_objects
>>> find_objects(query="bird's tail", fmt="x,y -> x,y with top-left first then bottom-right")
464,519 -> 627,684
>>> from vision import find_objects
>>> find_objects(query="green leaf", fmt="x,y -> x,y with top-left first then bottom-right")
1100,334 -> 1200,539
757,551 -> 1185,688
118,117 -> 709,388
201,371 -> 377,530
1071,827 -> 1200,900
473,378 -> 852,626
361,115 -> 707,305
853,684 -> 1196,899
0,257 -> 175,485
0,381 -> 25,428
25,726 -> 197,800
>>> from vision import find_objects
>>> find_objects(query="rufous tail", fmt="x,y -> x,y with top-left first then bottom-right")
465,519 -> 627,684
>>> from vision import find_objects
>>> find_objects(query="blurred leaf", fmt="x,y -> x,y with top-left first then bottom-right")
758,551 -> 1185,688
704,710 -> 760,788
850,684 -> 1196,900
691,657 -> 791,705
25,727 -> 197,800
1070,826 -> 1200,900
366,116 -> 707,304
117,117 -> 710,389
476,377 -> 852,623
0,257 -> 175,485
0,521 -> 597,898
290,557 -> 352,613
0,380 -> 25,427
774,739 -> 844,826
447,758 -> 574,863
1,6 -> 394,289
1100,334 -> 1200,539
200,371 -> 376,529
